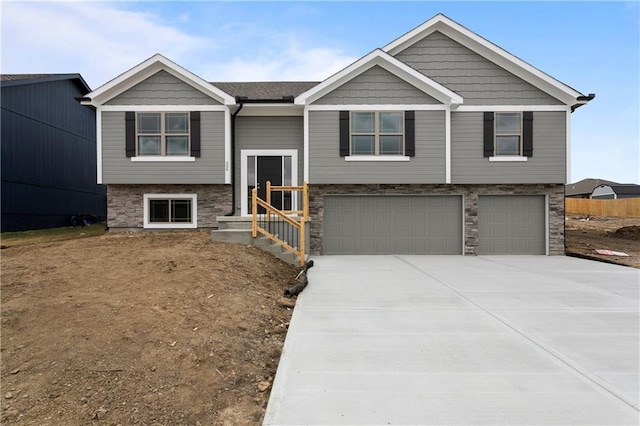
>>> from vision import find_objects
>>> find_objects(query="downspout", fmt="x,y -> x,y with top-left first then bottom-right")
225,96 -> 246,216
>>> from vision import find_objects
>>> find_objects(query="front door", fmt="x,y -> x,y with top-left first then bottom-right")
256,156 -> 283,212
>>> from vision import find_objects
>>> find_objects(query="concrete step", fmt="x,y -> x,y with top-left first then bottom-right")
216,217 -> 253,230
211,229 -> 253,244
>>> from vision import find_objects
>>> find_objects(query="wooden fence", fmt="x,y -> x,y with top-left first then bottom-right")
565,198 -> 640,218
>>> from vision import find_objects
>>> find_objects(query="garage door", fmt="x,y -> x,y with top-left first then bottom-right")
478,195 -> 546,254
323,195 -> 462,254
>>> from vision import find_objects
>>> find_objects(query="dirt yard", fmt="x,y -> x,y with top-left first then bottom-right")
1,215 -> 637,425
565,215 -> 640,269
1,231 -> 298,425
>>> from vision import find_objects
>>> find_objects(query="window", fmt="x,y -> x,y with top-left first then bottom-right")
143,194 -> 197,229
137,112 -> 189,156
495,112 -> 521,156
350,112 -> 404,156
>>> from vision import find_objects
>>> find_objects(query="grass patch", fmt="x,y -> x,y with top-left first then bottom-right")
1,223 -> 107,248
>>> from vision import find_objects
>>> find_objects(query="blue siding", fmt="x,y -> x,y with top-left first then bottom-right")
1,78 -> 106,231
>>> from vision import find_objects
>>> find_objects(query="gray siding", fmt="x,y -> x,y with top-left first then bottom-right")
101,111 -> 226,184
309,110 -> 445,184
451,111 -> 566,184
235,116 -> 304,211
106,70 -> 221,105
394,31 -> 563,105
313,65 -> 440,105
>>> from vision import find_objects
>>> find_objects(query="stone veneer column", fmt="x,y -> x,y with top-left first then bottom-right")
107,184 -> 232,230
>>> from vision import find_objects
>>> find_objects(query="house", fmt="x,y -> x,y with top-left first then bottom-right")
80,14 -> 593,256
591,184 -> 640,199
1,74 -> 106,232
565,178 -> 619,198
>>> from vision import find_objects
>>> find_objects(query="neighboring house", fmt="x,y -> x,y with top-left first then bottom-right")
81,14 -> 593,255
565,178 -> 619,198
1,74 -> 106,232
591,184 -> 640,199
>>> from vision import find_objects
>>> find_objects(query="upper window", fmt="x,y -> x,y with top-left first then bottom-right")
137,112 -> 189,156
351,112 -> 404,156
494,112 -> 522,156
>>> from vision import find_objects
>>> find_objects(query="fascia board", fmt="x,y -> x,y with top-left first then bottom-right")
86,54 -> 235,106
383,15 -> 582,104
295,49 -> 462,106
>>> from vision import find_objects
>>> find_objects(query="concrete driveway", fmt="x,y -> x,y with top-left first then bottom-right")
264,256 -> 639,425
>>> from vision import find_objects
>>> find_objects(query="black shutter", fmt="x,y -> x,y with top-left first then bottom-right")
190,111 -> 201,157
125,112 -> 136,158
483,112 -> 494,157
522,111 -> 533,157
339,111 -> 349,157
404,111 -> 415,157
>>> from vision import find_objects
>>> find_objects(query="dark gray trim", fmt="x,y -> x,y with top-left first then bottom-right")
405,110 -> 415,157
125,111 -> 135,158
523,111 -> 533,157
339,111 -> 349,157
483,112 -> 494,157
190,111 -> 201,157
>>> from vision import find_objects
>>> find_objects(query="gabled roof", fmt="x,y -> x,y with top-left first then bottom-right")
213,81 -> 318,100
566,178 -> 619,197
295,49 -> 463,106
383,14 -> 590,107
82,54 -> 235,106
595,184 -> 640,196
1,73 -> 91,93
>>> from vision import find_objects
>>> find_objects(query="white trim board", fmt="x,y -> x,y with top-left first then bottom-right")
143,193 -> 198,229
307,104 -> 448,111
240,149 -> 299,217
99,105 -> 229,112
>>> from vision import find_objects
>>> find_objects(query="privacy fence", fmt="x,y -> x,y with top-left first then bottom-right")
565,198 -> 640,218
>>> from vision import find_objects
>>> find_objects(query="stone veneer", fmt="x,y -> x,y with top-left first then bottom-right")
308,184 -> 565,256
107,184 -> 232,230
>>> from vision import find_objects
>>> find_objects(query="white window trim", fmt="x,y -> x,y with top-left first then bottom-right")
132,156 -> 195,162
345,155 -> 410,162
350,111 -> 405,156
240,149 -> 298,217
143,193 -> 197,229
136,112 -> 190,157
488,156 -> 528,162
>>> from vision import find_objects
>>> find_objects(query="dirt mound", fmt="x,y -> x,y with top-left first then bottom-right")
611,225 -> 640,241
1,231 -> 298,425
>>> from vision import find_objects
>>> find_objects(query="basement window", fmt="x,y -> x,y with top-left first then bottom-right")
143,194 -> 197,229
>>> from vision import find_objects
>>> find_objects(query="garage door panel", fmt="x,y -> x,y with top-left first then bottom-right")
478,195 -> 545,255
324,196 -> 462,255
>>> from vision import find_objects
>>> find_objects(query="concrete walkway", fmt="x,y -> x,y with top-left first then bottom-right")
264,256 -> 639,425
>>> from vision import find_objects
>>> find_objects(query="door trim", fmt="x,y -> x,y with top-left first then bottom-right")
240,149 -> 298,216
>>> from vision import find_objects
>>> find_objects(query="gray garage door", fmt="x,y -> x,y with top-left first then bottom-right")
323,195 -> 462,254
478,195 -> 546,255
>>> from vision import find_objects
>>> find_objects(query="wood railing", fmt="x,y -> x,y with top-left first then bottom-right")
566,197 -> 640,218
252,182 -> 308,266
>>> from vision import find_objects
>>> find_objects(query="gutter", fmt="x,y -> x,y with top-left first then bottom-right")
225,97 -> 245,216
571,93 -> 595,112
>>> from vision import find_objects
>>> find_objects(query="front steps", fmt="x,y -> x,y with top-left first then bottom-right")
211,216 -> 303,265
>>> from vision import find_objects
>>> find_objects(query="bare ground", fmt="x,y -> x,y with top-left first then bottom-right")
565,215 -> 640,269
1,216 -> 638,425
1,231 -> 297,425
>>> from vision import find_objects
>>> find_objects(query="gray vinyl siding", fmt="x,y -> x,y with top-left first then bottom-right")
309,110 -> 445,184
394,31 -> 563,106
451,111 -> 566,184
101,111 -> 226,184
313,65 -> 440,105
235,116 -> 304,211
106,70 -> 221,106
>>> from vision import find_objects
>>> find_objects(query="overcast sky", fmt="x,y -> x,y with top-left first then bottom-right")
2,1 -> 638,184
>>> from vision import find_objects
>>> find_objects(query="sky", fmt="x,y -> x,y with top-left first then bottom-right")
2,1 -> 638,184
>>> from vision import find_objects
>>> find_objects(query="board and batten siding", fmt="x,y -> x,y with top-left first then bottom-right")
312,65 -> 441,105
101,111 -> 226,184
308,110 -> 445,184
235,116 -> 304,211
451,111 -> 566,184
394,31 -> 563,106
106,70 -> 221,106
